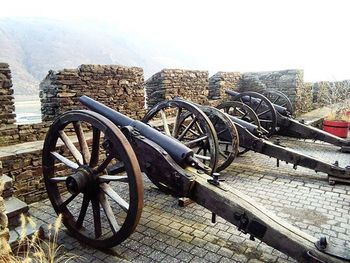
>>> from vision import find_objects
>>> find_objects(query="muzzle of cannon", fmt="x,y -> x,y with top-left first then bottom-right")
224,89 -> 350,150
42,96 -> 350,262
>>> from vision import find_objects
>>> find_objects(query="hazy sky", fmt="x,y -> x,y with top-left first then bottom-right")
1,0 -> 349,82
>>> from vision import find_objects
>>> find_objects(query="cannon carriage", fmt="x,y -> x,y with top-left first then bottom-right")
224,89 -> 350,151
42,95 -> 350,262
142,96 -> 350,185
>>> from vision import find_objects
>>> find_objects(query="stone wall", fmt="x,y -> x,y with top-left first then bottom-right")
0,161 -> 10,256
17,123 -> 50,143
239,69 -> 312,115
208,71 -> 242,100
0,63 -> 18,146
40,64 -> 146,121
0,147 -> 45,203
145,69 -> 209,108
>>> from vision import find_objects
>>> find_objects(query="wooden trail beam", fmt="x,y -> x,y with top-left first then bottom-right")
191,173 -> 349,263
255,139 -> 350,184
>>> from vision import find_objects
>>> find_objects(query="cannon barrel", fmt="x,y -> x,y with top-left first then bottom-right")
230,116 -> 262,136
79,96 -> 194,166
225,89 -> 289,115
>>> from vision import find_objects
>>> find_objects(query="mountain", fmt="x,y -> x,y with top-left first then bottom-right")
0,18 -> 194,95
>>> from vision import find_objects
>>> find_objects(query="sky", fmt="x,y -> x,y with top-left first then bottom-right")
1,0 -> 350,82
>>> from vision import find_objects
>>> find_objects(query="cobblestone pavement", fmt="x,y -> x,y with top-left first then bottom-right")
29,136 -> 350,262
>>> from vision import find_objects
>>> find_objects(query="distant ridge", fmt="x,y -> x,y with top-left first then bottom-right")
0,18 -> 193,95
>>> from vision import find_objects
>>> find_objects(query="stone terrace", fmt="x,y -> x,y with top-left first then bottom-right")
28,136 -> 350,263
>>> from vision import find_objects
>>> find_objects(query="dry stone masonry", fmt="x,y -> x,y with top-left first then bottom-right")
0,63 -> 18,146
145,69 -> 209,108
239,69 -> 312,114
40,64 -> 146,121
0,161 -> 10,257
208,71 -> 242,100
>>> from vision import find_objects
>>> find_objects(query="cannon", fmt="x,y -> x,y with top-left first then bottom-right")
42,95 -> 350,262
224,89 -> 350,152
144,97 -> 350,184
142,98 -> 240,174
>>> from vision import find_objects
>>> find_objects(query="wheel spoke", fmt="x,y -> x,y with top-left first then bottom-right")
241,112 -> 248,119
73,121 -> 91,165
100,183 -> 129,212
59,193 -> 78,209
193,118 -> 204,134
196,147 -> 203,154
194,153 -> 211,161
49,176 -> 67,183
178,117 -> 197,141
90,127 -> 101,167
172,107 -> 183,137
51,152 -> 79,169
235,108 -> 246,116
219,150 -> 228,158
99,192 -> 120,234
260,119 -> 273,123
216,128 -> 228,136
184,135 -> 208,147
91,197 -> 102,238
273,96 -> 280,104
160,110 -> 171,136
257,109 -> 271,117
99,175 -> 128,183
254,99 -> 263,112
187,128 -> 201,137
95,154 -> 113,174
218,140 -> 232,145
59,130 -> 83,165
76,194 -> 90,228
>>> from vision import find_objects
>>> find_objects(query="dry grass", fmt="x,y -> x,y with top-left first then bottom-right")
0,214 -> 81,263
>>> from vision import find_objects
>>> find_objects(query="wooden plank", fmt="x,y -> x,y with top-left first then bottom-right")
190,172 -> 347,263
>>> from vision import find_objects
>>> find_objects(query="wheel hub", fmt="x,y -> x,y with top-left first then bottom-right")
66,166 -> 96,195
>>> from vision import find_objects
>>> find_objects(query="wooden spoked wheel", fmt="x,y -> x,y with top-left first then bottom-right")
42,110 -> 143,248
143,99 -> 219,176
262,89 -> 293,116
216,101 -> 263,130
232,92 -> 277,137
217,101 -> 265,155
200,106 -> 239,171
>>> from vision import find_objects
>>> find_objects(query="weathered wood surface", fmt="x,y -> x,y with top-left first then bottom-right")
191,172 -> 348,263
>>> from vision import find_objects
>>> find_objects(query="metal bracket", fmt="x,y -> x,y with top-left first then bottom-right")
315,237 -> 350,261
207,173 -> 228,191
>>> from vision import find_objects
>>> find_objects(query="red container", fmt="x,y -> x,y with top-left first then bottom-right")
323,119 -> 349,138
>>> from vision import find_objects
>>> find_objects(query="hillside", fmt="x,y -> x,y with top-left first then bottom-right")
0,18 -> 193,95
